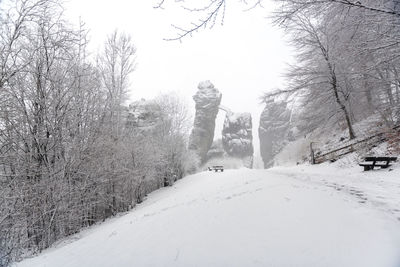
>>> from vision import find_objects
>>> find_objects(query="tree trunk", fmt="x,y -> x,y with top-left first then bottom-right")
328,62 -> 356,139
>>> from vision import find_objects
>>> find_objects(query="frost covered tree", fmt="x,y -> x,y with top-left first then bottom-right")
0,0 -> 98,260
0,1 -> 194,265
98,30 -> 136,136
272,12 -> 356,139
154,93 -> 195,185
270,0 -> 400,136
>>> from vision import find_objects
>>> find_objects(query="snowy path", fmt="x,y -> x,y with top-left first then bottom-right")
16,169 -> 400,267
271,164 -> 400,222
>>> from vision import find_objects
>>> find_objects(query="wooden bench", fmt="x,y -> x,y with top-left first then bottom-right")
208,166 -> 224,172
359,156 -> 397,171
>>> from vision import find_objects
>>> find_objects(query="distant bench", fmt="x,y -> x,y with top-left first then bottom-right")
208,166 -> 224,172
359,156 -> 397,171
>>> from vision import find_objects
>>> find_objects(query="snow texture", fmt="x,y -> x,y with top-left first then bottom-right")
16,165 -> 400,267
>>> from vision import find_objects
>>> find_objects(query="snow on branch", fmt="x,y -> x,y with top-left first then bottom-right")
164,0 -> 226,41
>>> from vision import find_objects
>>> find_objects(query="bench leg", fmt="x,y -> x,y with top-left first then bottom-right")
381,161 -> 390,168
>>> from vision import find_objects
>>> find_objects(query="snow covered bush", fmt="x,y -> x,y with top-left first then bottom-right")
182,149 -> 201,175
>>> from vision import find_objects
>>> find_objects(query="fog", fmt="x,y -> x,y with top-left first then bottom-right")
64,0 -> 294,167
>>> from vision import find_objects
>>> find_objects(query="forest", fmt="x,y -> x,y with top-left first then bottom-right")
0,0 -> 197,265
270,0 -> 400,142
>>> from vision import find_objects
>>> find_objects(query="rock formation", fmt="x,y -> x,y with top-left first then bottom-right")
126,99 -> 163,131
188,81 -> 222,163
222,112 -> 254,168
258,99 -> 291,168
206,139 -> 225,161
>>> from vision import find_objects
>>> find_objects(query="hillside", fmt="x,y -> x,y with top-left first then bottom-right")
16,167 -> 400,267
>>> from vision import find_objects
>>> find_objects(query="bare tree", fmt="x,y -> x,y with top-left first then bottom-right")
155,92 -> 192,137
98,30 -> 136,136
266,11 -> 357,139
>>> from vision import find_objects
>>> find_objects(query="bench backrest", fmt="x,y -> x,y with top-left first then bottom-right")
364,156 -> 397,161
212,166 -> 223,168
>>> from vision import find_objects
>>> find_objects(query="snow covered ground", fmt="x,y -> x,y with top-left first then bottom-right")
273,161 -> 400,222
16,165 -> 400,267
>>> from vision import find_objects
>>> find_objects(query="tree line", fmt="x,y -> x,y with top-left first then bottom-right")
0,0 -> 197,265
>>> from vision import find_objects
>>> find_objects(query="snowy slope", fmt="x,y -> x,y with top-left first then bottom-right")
16,168 -> 400,267
272,162 -> 400,220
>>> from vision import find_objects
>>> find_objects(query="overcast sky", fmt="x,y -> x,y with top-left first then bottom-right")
64,0 -> 294,167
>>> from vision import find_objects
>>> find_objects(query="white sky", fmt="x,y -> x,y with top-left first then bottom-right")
64,0 -> 294,167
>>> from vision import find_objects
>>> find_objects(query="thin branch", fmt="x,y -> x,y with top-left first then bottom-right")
164,0 -> 225,41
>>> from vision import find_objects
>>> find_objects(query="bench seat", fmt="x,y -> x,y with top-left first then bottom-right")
208,166 -> 224,172
359,162 -> 374,166
359,156 -> 397,171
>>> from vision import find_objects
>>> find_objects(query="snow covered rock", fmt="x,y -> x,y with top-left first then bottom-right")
206,139 -> 225,160
259,99 -> 291,168
127,99 -> 162,131
188,81 -> 222,163
222,112 -> 254,168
